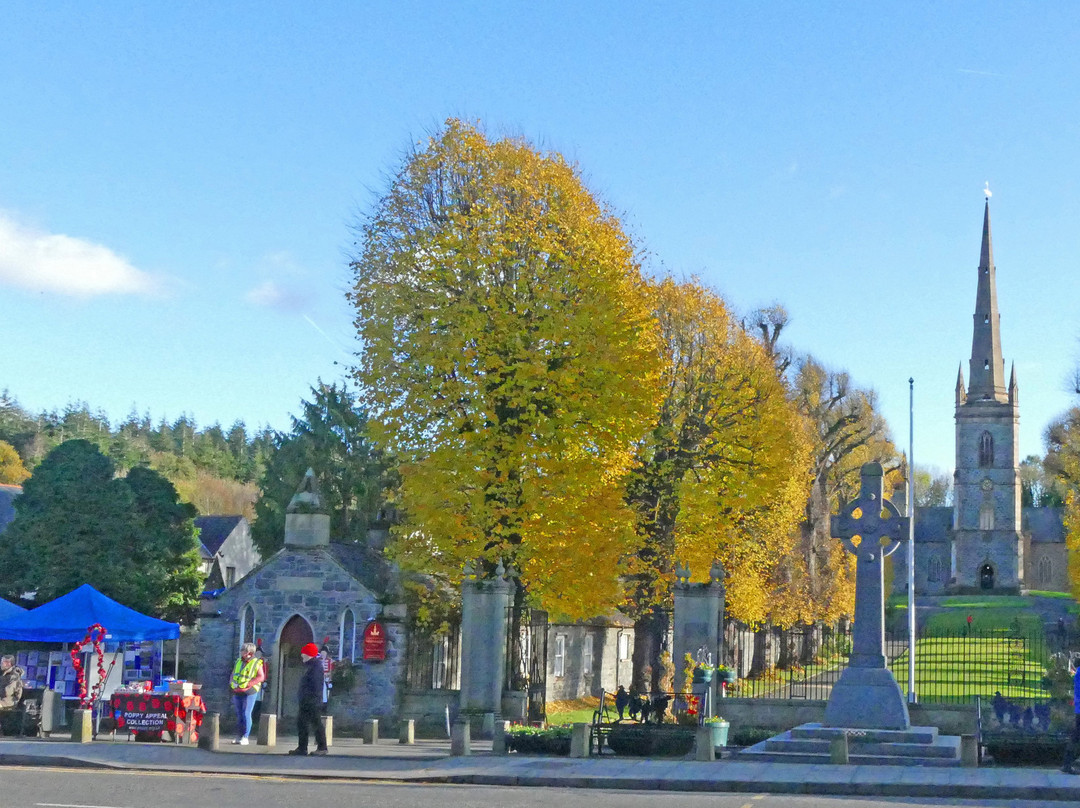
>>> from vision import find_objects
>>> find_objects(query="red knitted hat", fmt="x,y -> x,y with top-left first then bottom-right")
300,642 -> 319,658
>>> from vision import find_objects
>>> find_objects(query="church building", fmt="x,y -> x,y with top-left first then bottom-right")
892,201 -> 1068,595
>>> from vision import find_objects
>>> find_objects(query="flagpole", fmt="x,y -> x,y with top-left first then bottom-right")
907,377 -> 917,703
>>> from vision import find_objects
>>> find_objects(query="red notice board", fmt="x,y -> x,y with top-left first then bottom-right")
362,621 -> 387,661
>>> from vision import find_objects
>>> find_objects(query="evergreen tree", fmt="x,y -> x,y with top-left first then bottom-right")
0,440 -> 202,619
251,383 -> 389,558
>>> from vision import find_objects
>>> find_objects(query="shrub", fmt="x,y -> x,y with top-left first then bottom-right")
505,725 -> 572,755
607,725 -> 694,757
729,726 -> 774,747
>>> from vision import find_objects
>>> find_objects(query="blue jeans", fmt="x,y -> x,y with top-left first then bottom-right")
233,691 -> 258,739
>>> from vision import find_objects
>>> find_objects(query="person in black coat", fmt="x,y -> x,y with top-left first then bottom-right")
288,643 -> 328,756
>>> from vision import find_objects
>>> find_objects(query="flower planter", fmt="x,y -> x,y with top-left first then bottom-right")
708,721 -> 729,750
691,667 -> 713,685
716,668 -> 737,685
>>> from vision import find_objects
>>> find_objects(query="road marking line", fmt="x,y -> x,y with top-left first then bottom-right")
36,803 -> 129,808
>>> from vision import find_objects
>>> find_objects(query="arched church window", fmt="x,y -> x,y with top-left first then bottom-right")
979,503 -> 995,531
1039,556 -> 1053,586
927,556 -> 943,583
978,432 -> 994,467
240,604 -> 256,648
340,608 -> 358,662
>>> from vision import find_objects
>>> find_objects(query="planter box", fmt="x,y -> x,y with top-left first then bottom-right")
608,725 -> 695,757
692,668 -> 713,685
506,730 -> 571,756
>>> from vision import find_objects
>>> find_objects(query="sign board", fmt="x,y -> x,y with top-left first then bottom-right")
362,621 -> 387,661
114,696 -> 170,733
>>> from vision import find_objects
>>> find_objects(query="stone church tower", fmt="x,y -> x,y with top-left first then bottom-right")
951,200 -> 1024,591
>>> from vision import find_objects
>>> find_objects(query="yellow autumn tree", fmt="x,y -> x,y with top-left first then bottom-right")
348,119 -> 661,619
0,439 -> 29,485
623,278 -> 812,688
1043,405 -> 1080,599
778,356 -> 900,624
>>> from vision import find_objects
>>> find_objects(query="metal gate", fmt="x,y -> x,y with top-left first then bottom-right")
506,607 -> 548,723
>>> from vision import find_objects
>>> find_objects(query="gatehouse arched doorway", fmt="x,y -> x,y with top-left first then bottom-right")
979,563 -> 995,590
276,614 -> 314,721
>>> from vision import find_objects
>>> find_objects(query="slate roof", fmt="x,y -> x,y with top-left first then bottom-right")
0,484 -> 21,534
1024,506 -> 1066,543
328,541 -> 401,599
194,515 -> 244,555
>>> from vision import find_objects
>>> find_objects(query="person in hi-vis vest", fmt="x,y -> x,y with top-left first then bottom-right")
229,642 -> 266,745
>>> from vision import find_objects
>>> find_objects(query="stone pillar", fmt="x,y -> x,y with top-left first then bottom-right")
829,733 -> 849,764
198,713 -> 220,751
673,561 -> 725,708
362,718 -> 379,744
398,718 -> 415,745
570,723 -> 589,758
459,561 -> 512,721
694,725 -> 715,761
321,715 -> 333,747
961,734 -> 979,767
71,708 -> 93,743
492,720 -> 510,755
257,713 -> 277,746
451,717 -> 471,756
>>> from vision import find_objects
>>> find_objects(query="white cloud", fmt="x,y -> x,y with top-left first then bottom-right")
0,213 -> 160,297
245,280 -> 312,313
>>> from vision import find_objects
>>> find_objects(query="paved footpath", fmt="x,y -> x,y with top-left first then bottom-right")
3,734 -> 1080,802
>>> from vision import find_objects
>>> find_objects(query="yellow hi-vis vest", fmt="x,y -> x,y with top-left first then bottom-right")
230,657 -> 263,692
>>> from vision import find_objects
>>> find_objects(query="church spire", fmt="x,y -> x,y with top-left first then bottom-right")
968,199 -> 1007,402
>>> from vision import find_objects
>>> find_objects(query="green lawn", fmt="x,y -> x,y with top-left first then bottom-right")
924,607 -> 1041,634
889,634 -> 1050,700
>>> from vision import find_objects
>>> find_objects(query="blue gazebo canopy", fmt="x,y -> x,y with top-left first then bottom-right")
0,584 -> 179,642
0,597 -> 24,621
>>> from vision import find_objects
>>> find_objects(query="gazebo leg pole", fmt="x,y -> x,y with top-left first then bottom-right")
174,639 -> 179,678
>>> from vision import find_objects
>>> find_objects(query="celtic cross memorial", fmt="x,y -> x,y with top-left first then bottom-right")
823,461 -> 912,730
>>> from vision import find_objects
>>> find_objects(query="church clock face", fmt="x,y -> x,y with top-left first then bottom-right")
981,478 -> 993,492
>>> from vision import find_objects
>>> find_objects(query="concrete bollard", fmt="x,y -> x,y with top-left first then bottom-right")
829,733 -> 849,764
321,715 -> 333,747
198,712 -> 220,752
695,725 -> 716,761
570,723 -> 589,758
362,718 -> 379,744
41,690 -> 60,736
451,717 -> 471,756
960,734 -> 979,768
71,708 -> 93,743
491,720 -> 510,755
257,713 -> 277,747
399,718 -> 415,745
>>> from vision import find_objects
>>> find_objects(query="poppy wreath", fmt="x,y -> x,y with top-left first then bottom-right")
71,623 -> 107,709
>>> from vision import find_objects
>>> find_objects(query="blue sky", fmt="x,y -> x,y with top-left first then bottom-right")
1,2 -> 1078,474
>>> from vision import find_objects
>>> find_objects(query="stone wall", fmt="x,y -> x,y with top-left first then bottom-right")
400,688 -> 457,735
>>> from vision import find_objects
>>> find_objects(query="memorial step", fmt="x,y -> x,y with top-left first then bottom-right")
740,725 -> 962,767
790,722 -> 939,745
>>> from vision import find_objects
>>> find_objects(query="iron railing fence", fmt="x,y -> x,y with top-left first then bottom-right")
729,624 -> 1062,705
403,620 -> 461,690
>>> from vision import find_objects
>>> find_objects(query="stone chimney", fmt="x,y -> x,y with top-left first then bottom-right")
284,468 -> 330,548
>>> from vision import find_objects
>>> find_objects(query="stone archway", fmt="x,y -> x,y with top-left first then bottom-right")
276,614 -> 314,720
979,563 -> 995,591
